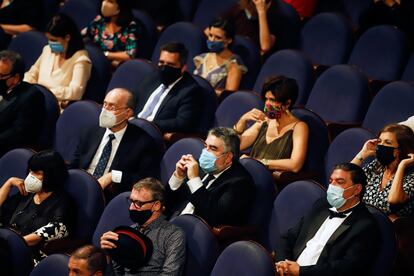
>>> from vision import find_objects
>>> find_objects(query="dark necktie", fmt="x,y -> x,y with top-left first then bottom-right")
202,174 -> 215,186
93,134 -> 116,178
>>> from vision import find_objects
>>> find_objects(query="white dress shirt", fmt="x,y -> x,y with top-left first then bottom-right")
137,77 -> 182,121
87,125 -> 127,183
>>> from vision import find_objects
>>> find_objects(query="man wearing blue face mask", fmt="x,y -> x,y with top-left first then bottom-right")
167,127 -> 254,226
275,163 -> 380,276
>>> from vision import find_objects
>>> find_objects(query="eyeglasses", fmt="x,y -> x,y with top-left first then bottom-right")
102,102 -> 128,111
126,197 -> 158,208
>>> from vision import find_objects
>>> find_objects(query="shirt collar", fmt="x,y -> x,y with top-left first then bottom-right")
104,123 -> 128,141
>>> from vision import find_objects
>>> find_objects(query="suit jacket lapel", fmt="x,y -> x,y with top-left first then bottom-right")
85,128 -> 106,167
0,87 -> 19,113
110,125 -> 130,169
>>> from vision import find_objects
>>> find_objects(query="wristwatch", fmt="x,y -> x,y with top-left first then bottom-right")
261,159 -> 269,167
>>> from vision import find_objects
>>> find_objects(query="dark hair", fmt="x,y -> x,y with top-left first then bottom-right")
46,13 -> 85,59
208,127 -> 240,162
102,0 -> 134,27
209,17 -> 236,40
0,50 -> 25,79
333,162 -> 367,199
261,76 -> 299,110
133,178 -> 165,206
71,245 -> 107,274
379,124 -> 414,161
160,42 -> 188,66
28,150 -> 68,193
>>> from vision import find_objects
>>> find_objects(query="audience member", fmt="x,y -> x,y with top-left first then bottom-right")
100,178 -> 186,275
275,162 -> 380,276
352,123 -> 414,216
235,76 -> 308,173
194,18 -> 247,99
0,0 -> 43,49
168,127 -> 255,226
82,0 -> 141,68
135,42 -> 202,135
68,245 -> 107,276
0,50 -> 45,156
69,88 -> 161,201
0,150 -> 74,265
219,0 -> 278,55
24,13 -> 92,110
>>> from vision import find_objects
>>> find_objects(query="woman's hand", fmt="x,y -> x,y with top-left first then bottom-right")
241,108 -> 266,123
360,139 -> 379,158
5,177 -> 27,196
399,153 -> 414,169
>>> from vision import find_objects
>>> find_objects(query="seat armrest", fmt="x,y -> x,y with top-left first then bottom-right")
326,122 -> 362,141
42,237 -> 86,255
211,225 -> 257,244
272,170 -> 317,190
163,132 -> 206,146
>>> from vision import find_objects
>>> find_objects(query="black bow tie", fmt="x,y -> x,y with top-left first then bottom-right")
328,210 -> 347,219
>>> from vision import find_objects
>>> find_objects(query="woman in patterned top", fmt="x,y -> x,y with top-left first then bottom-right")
352,124 -> 414,216
194,18 -> 247,99
0,150 -> 74,264
83,0 -> 140,67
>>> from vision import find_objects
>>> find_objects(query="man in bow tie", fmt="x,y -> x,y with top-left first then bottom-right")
275,162 -> 380,276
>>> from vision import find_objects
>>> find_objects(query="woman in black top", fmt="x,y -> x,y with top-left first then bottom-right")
0,149 -> 74,264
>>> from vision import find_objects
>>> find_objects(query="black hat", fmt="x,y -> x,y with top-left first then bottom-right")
107,226 -> 153,270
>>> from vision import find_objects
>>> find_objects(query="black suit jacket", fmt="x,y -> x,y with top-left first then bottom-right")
0,81 -> 44,156
134,72 -> 202,133
69,123 -> 162,196
277,199 -> 380,276
167,161 -> 255,227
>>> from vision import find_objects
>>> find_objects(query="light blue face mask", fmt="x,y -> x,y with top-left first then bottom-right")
199,148 -> 218,174
48,41 -> 64,53
326,184 -> 354,209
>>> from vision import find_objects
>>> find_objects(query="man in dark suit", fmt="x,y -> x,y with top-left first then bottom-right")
0,50 -> 44,156
135,42 -> 202,135
275,163 -> 380,276
168,127 -> 255,226
69,88 -> 161,201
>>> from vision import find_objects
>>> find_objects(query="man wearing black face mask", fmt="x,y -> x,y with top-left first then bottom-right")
100,178 -> 186,275
0,50 -> 45,156
135,42 -> 202,135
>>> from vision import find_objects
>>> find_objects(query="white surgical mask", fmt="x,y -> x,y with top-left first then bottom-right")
24,173 -> 43,193
99,108 -> 127,128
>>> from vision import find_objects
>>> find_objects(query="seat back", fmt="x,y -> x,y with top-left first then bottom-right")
54,101 -> 101,162
305,64 -> 370,123
151,22 -> 206,72
325,127 -> 375,185
92,192 -> 133,246
60,0 -> 99,30
160,138 -> 204,185
8,31 -> 47,71
129,118 -> 166,156
362,81 -> 414,134
192,0 -> 238,29
367,205 -> 397,276
253,49 -> 314,106
192,75 -> 218,135
83,43 -> 111,104
170,214 -> 219,276
300,12 -> 353,66
401,52 -> 414,82
106,59 -> 158,95
0,148 -> 34,193
291,107 -> 329,182
348,25 -> 409,81
211,241 -> 275,276
214,91 -> 263,128
230,35 -> 261,90
30,254 -> 70,276
342,0 -> 374,29
64,169 -> 105,241
0,228 -> 33,276
272,0 -> 302,50
178,0 -> 200,21
35,85 -> 60,150
264,180 -> 326,251
132,9 -> 158,59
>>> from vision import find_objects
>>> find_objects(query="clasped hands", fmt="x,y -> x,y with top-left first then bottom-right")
174,154 -> 199,180
275,260 -> 299,276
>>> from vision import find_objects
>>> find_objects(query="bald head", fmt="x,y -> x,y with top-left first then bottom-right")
102,88 -> 135,132
105,88 -> 135,110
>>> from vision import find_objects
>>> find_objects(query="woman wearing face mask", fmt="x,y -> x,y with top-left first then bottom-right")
82,0 -> 140,68
234,76 -> 308,173
0,150 -> 74,265
194,18 -> 247,99
24,13 -> 92,110
352,124 -> 414,216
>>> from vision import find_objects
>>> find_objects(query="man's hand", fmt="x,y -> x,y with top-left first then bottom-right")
98,172 -> 113,189
184,155 -> 199,180
100,231 -> 118,249
276,260 -> 299,276
174,154 -> 190,179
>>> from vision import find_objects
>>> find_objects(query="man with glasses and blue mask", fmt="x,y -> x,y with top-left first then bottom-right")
167,127 -> 254,226
100,177 -> 186,275
275,162 -> 380,276
69,88 -> 161,201
0,50 -> 45,156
